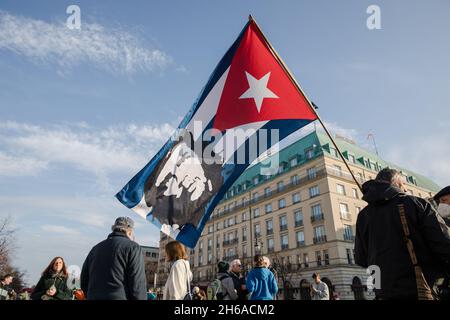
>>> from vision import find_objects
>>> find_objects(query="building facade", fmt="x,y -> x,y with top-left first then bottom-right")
141,246 -> 159,289
156,130 -> 440,299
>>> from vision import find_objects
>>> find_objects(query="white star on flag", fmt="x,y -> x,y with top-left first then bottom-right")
239,71 -> 279,113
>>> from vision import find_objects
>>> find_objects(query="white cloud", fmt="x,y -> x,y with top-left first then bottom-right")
0,152 -> 47,176
41,224 -> 81,236
0,121 -> 175,177
0,11 -> 172,74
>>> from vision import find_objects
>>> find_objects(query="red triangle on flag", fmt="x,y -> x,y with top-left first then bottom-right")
212,21 -> 317,132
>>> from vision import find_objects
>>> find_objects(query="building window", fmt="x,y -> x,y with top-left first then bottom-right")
198,254 -> 203,266
278,198 -> 286,209
316,251 -> 322,266
344,224 -> 354,241
323,250 -> 330,265
313,225 -> 326,243
292,192 -> 301,204
266,219 -> 273,235
242,212 -> 248,221
349,154 -> 356,163
311,204 -> 323,221
252,192 -> 259,202
208,238 -> 213,249
291,174 -> 299,185
281,234 -> 289,250
296,231 -> 305,247
277,181 -> 285,192
267,238 -> 274,252
309,185 -> 320,198
253,176 -> 259,185
243,245 -> 247,258
208,253 -> 212,264
337,184 -> 346,195
352,188 -> 359,199
290,157 -> 298,167
340,203 -> 350,220
294,209 -> 304,227
265,203 -> 272,214
253,208 -> 260,218
330,147 -> 338,157
264,187 -> 272,197
242,227 -> 247,241
254,224 -> 261,237
333,165 -> 342,176
347,248 -> 353,264
279,215 -> 288,231
208,225 -> 214,233
305,147 -> 314,160
307,167 -> 317,180
304,253 -> 309,268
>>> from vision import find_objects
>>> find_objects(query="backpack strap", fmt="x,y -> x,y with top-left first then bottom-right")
397,202 -> 435,300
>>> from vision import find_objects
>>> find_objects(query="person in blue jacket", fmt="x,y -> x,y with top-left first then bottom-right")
246,254 -> 278,300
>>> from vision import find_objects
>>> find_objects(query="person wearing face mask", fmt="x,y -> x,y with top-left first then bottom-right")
80,217 -> 147,300
355,168 -> 450,300
434,186 -> 450,225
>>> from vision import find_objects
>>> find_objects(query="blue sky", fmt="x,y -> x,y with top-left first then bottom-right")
0,0 -> 449,285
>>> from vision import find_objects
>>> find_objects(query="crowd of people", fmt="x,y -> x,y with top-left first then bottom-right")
1,168 -> 450,300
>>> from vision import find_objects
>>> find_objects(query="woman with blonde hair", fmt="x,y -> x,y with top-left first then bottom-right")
163,241 -> 193,300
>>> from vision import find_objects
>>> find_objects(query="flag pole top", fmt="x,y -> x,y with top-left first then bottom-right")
248,14 -> 254,21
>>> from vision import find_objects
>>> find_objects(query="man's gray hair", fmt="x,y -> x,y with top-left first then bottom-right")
229,259 -> 241,270
111,216 -> 135,233
375,168 -> 401,184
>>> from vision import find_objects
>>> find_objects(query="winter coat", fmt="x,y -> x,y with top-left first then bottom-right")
217,272 -> 238,300
246,267 -> 278,300
163,259 -> 192,300
31,272 -> 72,300
80,231 -> 147,300
229,271 -> 247,300
355,180 -> 450,299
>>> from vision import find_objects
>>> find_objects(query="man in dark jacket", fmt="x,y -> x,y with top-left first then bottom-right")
355,168 -> 450,299
81,217 -> 147,300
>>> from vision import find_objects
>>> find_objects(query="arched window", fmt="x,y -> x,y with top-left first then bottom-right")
321,277 -> 334,300
300,279 -> 311,300
351,276 -> 365,300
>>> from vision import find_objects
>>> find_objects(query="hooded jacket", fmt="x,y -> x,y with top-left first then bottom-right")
246,267 -> 278,300
80,231 -> 147,300
355,180 -> 450,299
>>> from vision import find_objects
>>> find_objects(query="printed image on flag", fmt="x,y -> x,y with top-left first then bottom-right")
116,18 -> 317,248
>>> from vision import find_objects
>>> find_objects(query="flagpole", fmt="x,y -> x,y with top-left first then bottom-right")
248,15 -> 363,192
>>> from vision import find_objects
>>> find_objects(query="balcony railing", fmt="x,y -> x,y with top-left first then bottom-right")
344,234 -> 355,241
280,225 -> 288,232
223,238 -> 239,246
311,213 -> 324,223
266,229 -> 274,235
313,235 -> 327,244
295,220 -> 304,227
267,247 -> 275,253
297,241 -> 305,247
281,244 -> 289,250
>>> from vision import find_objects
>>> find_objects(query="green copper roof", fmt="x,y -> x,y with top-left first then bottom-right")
226,130 -> 440,198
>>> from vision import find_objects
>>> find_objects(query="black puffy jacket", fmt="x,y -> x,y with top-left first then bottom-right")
355,180 -> 450,299
80,231 -> 147,300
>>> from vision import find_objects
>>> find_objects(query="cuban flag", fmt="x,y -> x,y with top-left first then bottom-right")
116,18 -> 317,248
